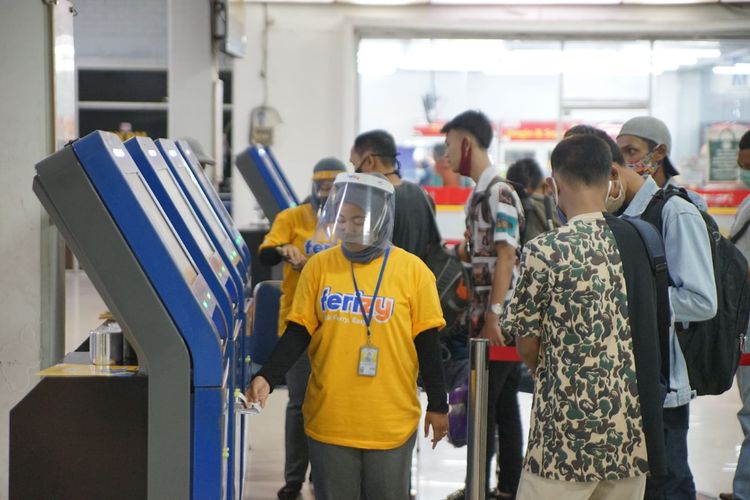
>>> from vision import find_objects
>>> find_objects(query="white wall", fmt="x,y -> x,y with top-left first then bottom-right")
231,3 -> 750,226
74,0 -> 167,68
0,2 -> 53,496
168,0 -> 216,157
359,71 -> 561,140
232,4 -> 352,226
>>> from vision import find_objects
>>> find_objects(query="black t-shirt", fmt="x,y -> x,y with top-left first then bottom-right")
392,181 -> 440,260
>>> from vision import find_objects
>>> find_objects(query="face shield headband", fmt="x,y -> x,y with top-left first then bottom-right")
312,173 -> 395,251
311,170 -> 341,212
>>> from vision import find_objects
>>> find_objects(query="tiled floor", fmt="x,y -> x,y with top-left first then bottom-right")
66,269 -> 745,499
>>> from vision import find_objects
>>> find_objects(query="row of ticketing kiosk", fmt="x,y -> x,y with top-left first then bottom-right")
10,131 -> 301,500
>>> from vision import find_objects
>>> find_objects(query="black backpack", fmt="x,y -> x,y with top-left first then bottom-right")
418,189 -> 470,332
423,242 -> 471,331
640,186 -> 750,396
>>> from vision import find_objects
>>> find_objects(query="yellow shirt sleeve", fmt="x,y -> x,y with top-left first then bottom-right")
409,261 -> 446,338
258,208 -> 295,250
286,253 -> 322,335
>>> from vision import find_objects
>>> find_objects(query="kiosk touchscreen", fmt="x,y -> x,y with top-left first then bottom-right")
235,145 -> 299,222
125,137 -> 238,320
28,131 -> 233,500
156,139 -> 247,286
175,139 -> 251,271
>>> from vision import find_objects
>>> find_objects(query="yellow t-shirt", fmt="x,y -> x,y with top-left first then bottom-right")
288,245 -> 446,450
258,204 -> 331,336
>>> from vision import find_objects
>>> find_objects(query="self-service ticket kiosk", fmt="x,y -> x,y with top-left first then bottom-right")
125,135 -> 247,497
154,139 -> 255,496
235,145 -> 300,222
15,131 -> 235,499
172,140 -> 257,494
125,137 -> 240,318
175,139 -> 251,270
157,140 -> 248,285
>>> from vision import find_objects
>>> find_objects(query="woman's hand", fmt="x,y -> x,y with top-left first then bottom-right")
245,376 -> 271,408
424,411 -> 449,449
277,245 -> 307,271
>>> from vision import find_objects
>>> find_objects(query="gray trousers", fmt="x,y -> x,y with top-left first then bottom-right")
284,352 -> 311,484
307,432 -> 417,500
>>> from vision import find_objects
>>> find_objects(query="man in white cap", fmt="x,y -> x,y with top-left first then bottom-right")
616,116 -> 718,499
617,116 -> 707,211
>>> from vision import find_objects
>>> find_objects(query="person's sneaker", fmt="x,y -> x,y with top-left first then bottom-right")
277,482 -> 302,500
445,488 -> 465,500
719,494 -> 734,500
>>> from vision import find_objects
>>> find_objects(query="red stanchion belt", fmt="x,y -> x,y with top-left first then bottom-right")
488,346 -> 521,362
489,347 -> 750,366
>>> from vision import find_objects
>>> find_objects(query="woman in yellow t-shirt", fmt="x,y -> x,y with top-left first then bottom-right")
248,172 -> 449,500
257,157 -> 346,500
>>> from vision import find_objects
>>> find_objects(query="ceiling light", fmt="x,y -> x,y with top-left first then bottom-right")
713,63 -> 750,75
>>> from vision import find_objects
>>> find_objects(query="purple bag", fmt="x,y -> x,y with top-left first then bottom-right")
447,383 -> 468,447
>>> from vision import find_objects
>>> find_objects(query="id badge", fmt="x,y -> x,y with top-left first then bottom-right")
358,345 -> 379,377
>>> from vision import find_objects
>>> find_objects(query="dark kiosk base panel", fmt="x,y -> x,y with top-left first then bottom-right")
10,376 -> 147,500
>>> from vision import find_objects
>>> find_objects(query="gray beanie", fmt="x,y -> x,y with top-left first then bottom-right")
618,116 -> 679,176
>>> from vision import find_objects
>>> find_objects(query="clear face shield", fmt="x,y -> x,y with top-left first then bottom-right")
312,173 -> 395,250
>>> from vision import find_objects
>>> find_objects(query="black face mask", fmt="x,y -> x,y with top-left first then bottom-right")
354,155 -> 370,174
354,154 -> 400,177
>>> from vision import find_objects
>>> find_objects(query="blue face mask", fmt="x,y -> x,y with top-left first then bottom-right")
556,206 -> 568,225
550,177 -> 568,225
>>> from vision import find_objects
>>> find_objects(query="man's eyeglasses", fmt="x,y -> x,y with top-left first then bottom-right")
354,153 -> 400,175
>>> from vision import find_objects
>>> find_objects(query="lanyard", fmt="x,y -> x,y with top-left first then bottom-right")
350,247 -> 390,343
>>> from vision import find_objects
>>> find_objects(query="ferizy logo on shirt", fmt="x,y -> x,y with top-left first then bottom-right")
319,287 -> 395,324
305,240 -> 330,255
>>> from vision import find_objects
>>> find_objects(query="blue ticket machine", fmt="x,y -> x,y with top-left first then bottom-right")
173,140 -> 255,391
125,137 -> 239,318
155,138 -> 253,497
173,140 -> 259,496
30,131 -> 234,499
126,136 -> 249,497
175,139 -> 251,274
235,145 -> 300,222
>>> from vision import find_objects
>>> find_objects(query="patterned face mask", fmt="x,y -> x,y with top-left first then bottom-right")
626,149 -> 660,178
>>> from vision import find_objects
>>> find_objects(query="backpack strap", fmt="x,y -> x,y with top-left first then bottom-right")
469,176 -> 504,228
623,216 -> 671,391
640,185 -> 693,230
731,218 -> 750,245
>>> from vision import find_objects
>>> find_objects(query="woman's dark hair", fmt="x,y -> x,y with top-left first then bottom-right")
506,158 -> 544,199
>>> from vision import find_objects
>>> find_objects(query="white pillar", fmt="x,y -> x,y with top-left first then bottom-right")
0,2 -> 56,496
167,0 -> 219,180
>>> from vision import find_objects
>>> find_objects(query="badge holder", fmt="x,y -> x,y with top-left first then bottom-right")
351,247 -> 390,379
358,339 -> 379,377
